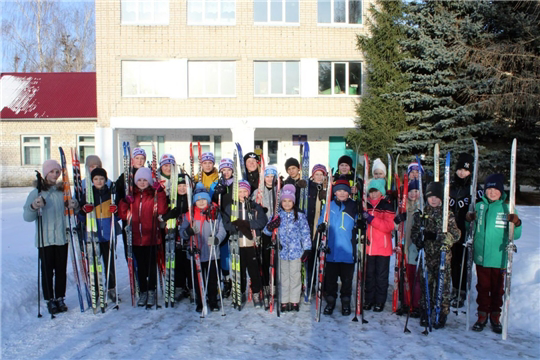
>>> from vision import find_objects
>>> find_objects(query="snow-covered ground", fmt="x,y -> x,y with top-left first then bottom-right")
2,187 -> 539,359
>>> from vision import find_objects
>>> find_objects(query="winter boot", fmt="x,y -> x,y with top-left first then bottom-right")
373,303 -> 385,312
450,290 -> 466,308
287,303 -> 293,312
281,303 -> 288,313
137,292 -> 148,307
56,298 -> 68,312
174,287 -> 184,302
363,302 -> 373,311
146,290 -> 156,308
472,312 -> 488,332
341,297 -> 351,316
410,308 -> 421,318
47,300 -> 59,315
396,304 -> 409,316
420,312 -> 429,327
253,292 -> 263,309
263,286 -> 270,310
292,303 -> 300,312
108,289 -> 117,303
490,312 -> 502,334
209,302 -> 220,312
434,313 -> 447,329
223,279 -> 232,299
196,299 -> 203,313
323,296 -> 336,315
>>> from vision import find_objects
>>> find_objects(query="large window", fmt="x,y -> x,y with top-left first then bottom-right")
21,136 -> 50,165
188,61 -> 236,97
121,0 -> 169,25
254,0 -> 299,24
254,61 -> 300,96
136,135 -> 165,163
122,61 -> 170,97
78,135 -> 95,164
318,0 -> 361,25
188,0 -> 235,25
318,61 -> 361,96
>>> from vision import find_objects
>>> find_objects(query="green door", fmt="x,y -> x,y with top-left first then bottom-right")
328,136 -> 357,174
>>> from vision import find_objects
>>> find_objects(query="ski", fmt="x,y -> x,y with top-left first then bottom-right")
434,143 -> 440,182
299,141 -> 310,303
190,142 -> 195,181
235,143 -> 247,180
230,148 -> 243,310
416,155 -> 431,334
269,174 -> 281,315
197,142 -> 202,183
165,164 -> 178,308
393,173 -> 409,314
150,144 -> 163,309
123,141 -> 137,307
387,153 -> 392,192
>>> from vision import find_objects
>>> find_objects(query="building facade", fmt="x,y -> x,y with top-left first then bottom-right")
96,0 -> 370,177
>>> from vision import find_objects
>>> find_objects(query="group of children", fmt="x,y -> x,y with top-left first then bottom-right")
24,146 -> 522,335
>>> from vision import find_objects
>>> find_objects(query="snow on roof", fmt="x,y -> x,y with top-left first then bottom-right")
0,72 -> 96,119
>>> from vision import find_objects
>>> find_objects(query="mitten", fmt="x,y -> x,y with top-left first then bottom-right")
362,211 -> 374,224
394,213 -> 406,225
214,183 -> 226,195
266,216 -> 281,231
31,196 -> 46,210
465,212 -> 476,222
507,214 -> 521,226
297,179 -> 307,188
109,205 -> 118,214
82,204 -> 94,213
317,222 -> 326,233
318,189 -> 327,201
66,199 -> 78,209
424,231 -> 436,241
125,195 -> 134,204
152,181 -> 161,190
207,236 -> 219,246
301,250 -> 311,262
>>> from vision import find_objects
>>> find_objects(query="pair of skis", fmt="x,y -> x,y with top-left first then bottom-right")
230,147 -> 243,310
123,142 -> 139,307
165,164 -> 178,308
298,142 -> 311,304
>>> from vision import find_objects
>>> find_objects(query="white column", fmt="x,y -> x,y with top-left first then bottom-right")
231,123 -> 255,154
301,58 -> 318,98
95,126 -> 116,178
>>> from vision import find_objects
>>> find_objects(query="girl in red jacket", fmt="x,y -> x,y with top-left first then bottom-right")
119,167 -> 168,308
362,178 -> 395,312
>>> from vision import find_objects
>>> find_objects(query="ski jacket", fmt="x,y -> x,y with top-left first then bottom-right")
251,185 -> 276,219
195,168 -> 219,194
222,199 -> 268,247
307,180 -> 325,237
263,209 -> 311,261
450,174 -> 484,245
247,169 -> 259,193
157,170 -> 172,197
404,198 -> 420,265
366,196 -> 395,256
118,186 -> 168,246
78,184 -> 120,242
318,198 -> 357,264
473,193 -> 522,269
179,205 -> 226,262
23,182 -> 68,248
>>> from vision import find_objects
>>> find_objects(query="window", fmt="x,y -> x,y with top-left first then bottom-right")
78,135 -> 95,164
254,61 -> 300,96
188,61 -> 236,97
121,0 -> 169,25
122,61 -> 170,97
136,135 -> 165,163
318,61 -> 361,96
187,0 -> 235,25
318,0 -> 361,25
214,136 -> 222,162
267,140 -> 278,165
254,0 -> 299,24
21,136 -> 50,165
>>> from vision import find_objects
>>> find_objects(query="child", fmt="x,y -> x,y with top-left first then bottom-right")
157,153 -> 176,196
223,180 -> 268,308
362,178 -> 395,313
317,178 -> 358,316
180,184 -> 226,312
333,155 -> 361,198
24,160 -> 77,314
284,157 -> 307,204
411,182 -> 461,329
118,167 -> 168,307
81,155 -> 112,190
467,174 -> 522,333
195,152 -> 219,193
264,184 -> 311,312
244,152 -> 260,192
78,168 -> 120,302
307,164 -> 328,291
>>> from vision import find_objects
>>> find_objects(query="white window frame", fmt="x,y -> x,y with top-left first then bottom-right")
187,0 -> 236,26
254,61 -> 301,97
318,61 -> 362,97
121,60 -> 170,98
253,0 -> 300,26
121,0 -> 170,26
188,61 -> 236,98
77,135 -> 95,165
317,0 -> 363,27
21,135 -> 51,166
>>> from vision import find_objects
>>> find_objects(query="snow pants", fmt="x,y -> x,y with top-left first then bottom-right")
175,247 -> 192,291
325,262 -> 354,300
133,245 -> 157,293
239,246 -> 262,294
99,241 -> 116,289
40,244 -> 68,301
476,265 -> 505,314
406,264 -> 422,309
365,255 -> 390,305
193,260 -> 219,306
261,233 -> 272,287
280,258 -> 302,303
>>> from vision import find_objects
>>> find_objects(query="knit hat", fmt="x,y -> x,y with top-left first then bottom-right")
42,159 -> 61,177
159,154 -> 176,166
484,174 -> 505,194
132,147 -> 146,158
372,158 -> 387,177
333,177 -> 351,194
456,153 -> 474,171
244,152 -> 260,163
90,167 -> 107,180
285,157 -> 300,170
178,173 -> 186,184
201,152 -> 215,164
407,161 -> 424,175
265,165 -> 278,177
193,183 -> 211,203
368,178 -> 386,195
425,182 -> 443,202
85,155 -> 102,169
408,179 -> 420,192
134,167 -> 153,185
312,164 -> 328,177
238,180 -> 251,194
219,158 -> 233,172
280,184 -> 296,204
338,155 -> 353,168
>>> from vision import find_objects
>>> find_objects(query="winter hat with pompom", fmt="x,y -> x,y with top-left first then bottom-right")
193,182 -> 211,203
238,180 -> 251,194
368,178 -> 386,195
134,167 -> 153,185
159,154 -> 176,166
201,152 -> 215,164
311,164 -> 328,177
42,159 -> 62,177
372,158 -> 387,177
280,184 -> 296,204
219,158 -> 233,172
265,165 -> 278,177
132,148 -> 146,159
85,155 -> 102,169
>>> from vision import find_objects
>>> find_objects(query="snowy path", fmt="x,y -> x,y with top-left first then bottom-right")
2,188 -> 539,359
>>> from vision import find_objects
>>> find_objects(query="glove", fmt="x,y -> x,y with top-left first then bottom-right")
394,213 -> 406,225
207,236 -> 219,246
152,181 -> 161,190
203,204 -> 218,220
507,214 -> 521,226
437,232 -> 452,246
82,204 -> 94,213
301,250 -> 311,262
317,222 -> 326,233
356,219 -> 366,231
416,239 -> 424,251
232,219 -> 253,240
31,196 -> 46,210
109,205 -> 118,214
125,195 -> 134,204
465,212 -> 476,222
318,189 -> 327,201
440,244 -> 451,252
362,211 -> 374,224
214,183 -> 226,195
66,199 -> 78,209
185,225 -> 200,237
424,231 -> 436,241
297,179 -> 307,189
266,216 -> 281,231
